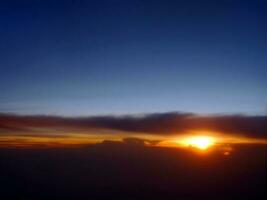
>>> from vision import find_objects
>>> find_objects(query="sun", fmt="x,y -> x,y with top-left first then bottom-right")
182,136 -> 215,150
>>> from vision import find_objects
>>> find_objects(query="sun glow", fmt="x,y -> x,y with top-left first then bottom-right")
182,136 -> 215,150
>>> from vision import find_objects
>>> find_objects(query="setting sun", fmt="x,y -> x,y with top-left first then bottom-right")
182,136 -> 215,150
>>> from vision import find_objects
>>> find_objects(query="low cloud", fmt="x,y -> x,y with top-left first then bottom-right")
98,137 -> 161,147
0,112 -> 266,139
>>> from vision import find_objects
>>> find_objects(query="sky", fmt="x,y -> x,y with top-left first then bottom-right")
0,0 -> 266,116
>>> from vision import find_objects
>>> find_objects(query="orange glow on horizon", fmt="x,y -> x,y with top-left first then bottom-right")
0,132 -> 266,149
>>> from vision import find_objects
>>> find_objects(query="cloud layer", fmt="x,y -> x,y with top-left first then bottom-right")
0,112 -> 267,139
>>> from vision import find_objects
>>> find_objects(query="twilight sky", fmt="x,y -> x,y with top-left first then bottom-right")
0,0 -> 266,116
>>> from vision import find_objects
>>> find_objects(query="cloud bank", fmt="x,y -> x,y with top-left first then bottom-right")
0,112 -> 266,139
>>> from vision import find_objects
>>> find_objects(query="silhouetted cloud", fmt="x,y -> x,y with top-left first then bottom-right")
0,112 -> 267,139
97,137 -> 161,147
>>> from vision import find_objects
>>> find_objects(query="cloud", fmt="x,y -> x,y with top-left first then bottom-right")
0,112 -> 266,139
98,137 -> 161,147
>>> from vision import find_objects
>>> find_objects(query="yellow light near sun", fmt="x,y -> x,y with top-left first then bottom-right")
182,136 -> 215,150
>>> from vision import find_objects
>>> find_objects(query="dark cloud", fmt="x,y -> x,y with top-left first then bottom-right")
0,112 -> 267,139
98,137 -> 161,147
122,137 -> 161,146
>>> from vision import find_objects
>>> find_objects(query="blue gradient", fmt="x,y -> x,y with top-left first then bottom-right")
0,0 -> 266,115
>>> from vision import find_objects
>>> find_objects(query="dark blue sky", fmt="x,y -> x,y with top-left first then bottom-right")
0,0 -> 266,116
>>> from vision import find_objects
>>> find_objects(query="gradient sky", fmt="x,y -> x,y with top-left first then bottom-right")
0,0 -> 266,116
